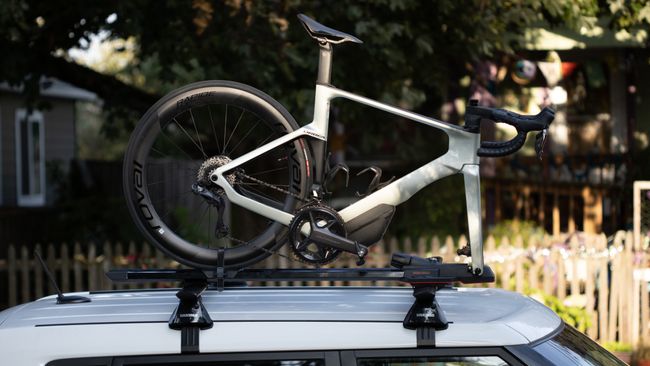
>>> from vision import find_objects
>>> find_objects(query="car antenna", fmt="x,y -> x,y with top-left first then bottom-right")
34,250 -> 91,304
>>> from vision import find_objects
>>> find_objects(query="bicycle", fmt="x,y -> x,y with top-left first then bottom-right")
123,14 -> 554,275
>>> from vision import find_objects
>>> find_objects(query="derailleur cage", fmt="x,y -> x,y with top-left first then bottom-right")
191,183 -> 229,238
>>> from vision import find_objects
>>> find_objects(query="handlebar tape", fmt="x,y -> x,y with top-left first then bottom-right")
477,131 -> 527,157
466,106 -> 555,157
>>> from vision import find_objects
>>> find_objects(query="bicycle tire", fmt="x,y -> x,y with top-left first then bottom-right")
123,80 -> 311,269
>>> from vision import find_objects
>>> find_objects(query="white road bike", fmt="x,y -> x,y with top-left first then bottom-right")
123,14 -> 554,275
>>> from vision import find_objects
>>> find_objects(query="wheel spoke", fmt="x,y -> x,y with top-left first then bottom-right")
227,119 -> 260,156
130,85 -> 307,269
207,105 -> 221,153
223,109 -> 245,154
173,117 -> 208,158
160,129 -> 194,160
223,104 -> 228,154
189,108 -> 207,157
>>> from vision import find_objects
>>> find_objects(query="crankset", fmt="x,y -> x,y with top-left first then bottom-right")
288,204 -> 368,266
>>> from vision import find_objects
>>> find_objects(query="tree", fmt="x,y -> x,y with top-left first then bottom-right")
2,0 -> 648,239
3,0 -> 647,120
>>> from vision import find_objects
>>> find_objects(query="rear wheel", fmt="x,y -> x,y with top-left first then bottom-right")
123,80 -> 311,269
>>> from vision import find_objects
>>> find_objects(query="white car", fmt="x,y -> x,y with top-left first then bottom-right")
0,281 -> 626,365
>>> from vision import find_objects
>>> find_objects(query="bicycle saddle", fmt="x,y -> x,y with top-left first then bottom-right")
297,14 -> 363,44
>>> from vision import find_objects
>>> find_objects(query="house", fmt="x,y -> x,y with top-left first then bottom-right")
0,78 -> 97,244
480,21 -> 649,234
0,78 -> 97,207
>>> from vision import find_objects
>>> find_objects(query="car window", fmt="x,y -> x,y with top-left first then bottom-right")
530,326 -> 626,366
123,360 -> 323,366
48,357 -> 326,366
357,356 -> 509,366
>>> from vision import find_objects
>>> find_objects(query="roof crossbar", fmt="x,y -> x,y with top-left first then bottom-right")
106,253 -> 494,350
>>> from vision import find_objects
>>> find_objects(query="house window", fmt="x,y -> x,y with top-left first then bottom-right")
15,109 -> 45,206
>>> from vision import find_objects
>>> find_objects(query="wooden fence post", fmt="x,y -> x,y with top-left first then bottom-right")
115,242 -> 125,290
585,235 -> 596,340
46,244 -> 56,295
102,242 -> 113,290
20,246 -> 30,304
514,235 -> 524,293
34,244 -> 43,299
73,242 -> 83,292
127,242 -> 137,290
597,234 -> 609,342
61,244 -> 70,293
88,243 -> 97,292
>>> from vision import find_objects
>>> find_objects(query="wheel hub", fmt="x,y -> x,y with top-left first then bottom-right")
197,155 -> 237,187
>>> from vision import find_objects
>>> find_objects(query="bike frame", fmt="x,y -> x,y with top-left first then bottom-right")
213,83 -> 485,274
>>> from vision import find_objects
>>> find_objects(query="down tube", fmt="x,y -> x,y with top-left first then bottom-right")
338,153 -> 459,221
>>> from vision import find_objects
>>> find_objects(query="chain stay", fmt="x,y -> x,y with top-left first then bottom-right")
220,171 -> 309,264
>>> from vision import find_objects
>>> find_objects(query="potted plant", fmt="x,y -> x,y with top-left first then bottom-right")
635,344 -> 650,366
603,342 -> 633,364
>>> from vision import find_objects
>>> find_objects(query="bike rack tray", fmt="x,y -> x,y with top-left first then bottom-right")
107,264 -> 494,285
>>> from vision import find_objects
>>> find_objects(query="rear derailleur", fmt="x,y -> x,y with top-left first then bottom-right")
191,183 -> 229,238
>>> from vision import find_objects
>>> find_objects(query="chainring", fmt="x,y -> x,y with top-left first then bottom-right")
288,204 -> 344,265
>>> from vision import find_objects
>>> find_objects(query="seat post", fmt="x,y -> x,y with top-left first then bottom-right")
317,42 -> 333,84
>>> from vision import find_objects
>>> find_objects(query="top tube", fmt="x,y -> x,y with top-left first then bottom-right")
316,84 -> 469,135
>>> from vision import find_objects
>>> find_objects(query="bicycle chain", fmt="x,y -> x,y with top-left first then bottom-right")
221,171 -> 310,265
235,171 -> 309,203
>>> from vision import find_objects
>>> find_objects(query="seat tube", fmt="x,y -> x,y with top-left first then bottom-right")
462,164 -> 484,275
317,42 -> 333,84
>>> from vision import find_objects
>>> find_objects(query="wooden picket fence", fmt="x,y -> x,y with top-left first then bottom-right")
1,231 -> 648,344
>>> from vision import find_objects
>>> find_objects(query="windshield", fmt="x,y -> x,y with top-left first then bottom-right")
530,326 -> 627,366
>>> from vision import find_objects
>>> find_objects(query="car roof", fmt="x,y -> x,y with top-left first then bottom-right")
0,286 -> 561,362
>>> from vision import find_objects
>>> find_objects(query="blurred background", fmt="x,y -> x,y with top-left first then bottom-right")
1,0 -> 650,361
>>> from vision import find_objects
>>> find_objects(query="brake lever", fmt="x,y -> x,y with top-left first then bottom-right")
535,129 -> 548,160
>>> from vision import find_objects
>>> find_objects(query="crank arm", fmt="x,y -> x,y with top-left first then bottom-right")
309,227 -> 368,261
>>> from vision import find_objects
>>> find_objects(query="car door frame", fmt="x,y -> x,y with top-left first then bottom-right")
340,347 -> 527,366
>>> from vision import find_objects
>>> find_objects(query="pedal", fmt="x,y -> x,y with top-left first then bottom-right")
323,162 -> 349,193
356,166 -> 395,197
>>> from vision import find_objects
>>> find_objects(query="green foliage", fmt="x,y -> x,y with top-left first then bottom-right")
2,0 -> 646,124
529,290 -> 591,332
489,220 -> 547,246
388,175 -> 467,238
603,341 -> 633,353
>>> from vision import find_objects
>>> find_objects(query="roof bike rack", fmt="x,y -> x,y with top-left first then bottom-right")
106,252 -> 494,350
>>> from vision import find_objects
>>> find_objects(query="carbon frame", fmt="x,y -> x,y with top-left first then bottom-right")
213,83 -> 485,274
